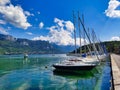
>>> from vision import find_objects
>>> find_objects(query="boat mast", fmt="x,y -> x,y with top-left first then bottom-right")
91,29 -> 100,60
82,15 -> 87,55
78,11 -> 82,56
87,28 -> 93,57
92,29 -> 104,55
83,26 -> 86,55
73,11 -> 77,54
79,14 -> 99,60
99,39 -> 106,55
78,15 -> 92,45
79,14 -> 93,56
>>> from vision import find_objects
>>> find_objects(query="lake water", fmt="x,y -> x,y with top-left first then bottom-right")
0,54 -> 111,90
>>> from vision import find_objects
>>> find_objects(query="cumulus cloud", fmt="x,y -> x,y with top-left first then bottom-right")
111,36 -> 120,41
105,0 -> 120,18
33,18 -> 85,46
0,0 -> 10,5
39,22 -> 44,29
26,32 -> 33,35
24,11 -> 34,16
65,21 -> 74,32
0,27 -> 8,35
33,35 -> 49,41
54,18 -> 64,27
0,0 -> 31,29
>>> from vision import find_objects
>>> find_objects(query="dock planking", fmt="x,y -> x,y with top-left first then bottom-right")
110,54 -> 120,90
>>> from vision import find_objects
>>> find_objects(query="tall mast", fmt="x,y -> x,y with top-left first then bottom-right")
79,14 -> 99,60
87,28 -> 93,57
78,11 -> 82,56
83,26 -> 86,54
79,14 -> 92,44
91,29 -> 100,60
92,29 -> 104,55
82,14 -> 86,55
73,11 -> 77,54
98,39 -> 105,55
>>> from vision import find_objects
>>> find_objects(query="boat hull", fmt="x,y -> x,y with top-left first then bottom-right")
53,65 -> 96,70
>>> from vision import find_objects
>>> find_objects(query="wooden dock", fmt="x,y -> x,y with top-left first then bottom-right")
110,54 -> 120,90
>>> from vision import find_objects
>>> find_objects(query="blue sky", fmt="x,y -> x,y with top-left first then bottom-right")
0,0 -> 120,45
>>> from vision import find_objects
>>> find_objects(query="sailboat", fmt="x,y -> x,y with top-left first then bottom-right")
53,12 -> 100,70
90,29 -> 109,61
24,53 -> 28,59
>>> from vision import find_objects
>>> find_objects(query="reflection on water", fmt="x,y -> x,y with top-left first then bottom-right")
53,70 -> 98,90
0,54 -> 111,90
53,63 -> 104,90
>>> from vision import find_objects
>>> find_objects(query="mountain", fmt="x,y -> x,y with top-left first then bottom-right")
104,41 -> 120,54
0,34 -> 75,54
0,34 -> 16,41
70,41 -> 120,54
1,34 -> 120,55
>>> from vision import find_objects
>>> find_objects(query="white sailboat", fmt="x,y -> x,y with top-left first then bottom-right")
53,12 -> 101,70
90,29 -> 109,61
24,53 -> 28,59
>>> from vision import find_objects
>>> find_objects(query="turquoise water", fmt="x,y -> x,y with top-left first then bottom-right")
0,54 -> 111,90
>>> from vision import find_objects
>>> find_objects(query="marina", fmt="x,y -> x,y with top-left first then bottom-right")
0,0 -> 120,90
53,12 -> 108,71
0,54 -> 111,90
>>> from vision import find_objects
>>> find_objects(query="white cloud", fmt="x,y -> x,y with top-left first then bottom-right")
105,0 -> 120,18
65,21 -> 74,32
0,27 -> 8,35
0,0 -> 31,29
24,11 -> 34,16
0,0 -> 10,5
54,18 -> 64,27
33,35 -> 49,41
26,32 -> 33,35
33,18 -> 85,46
76,38 -> 87,46
0,19 -> 6,24
111,36 -> 120,41
39,22 -> 44,29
